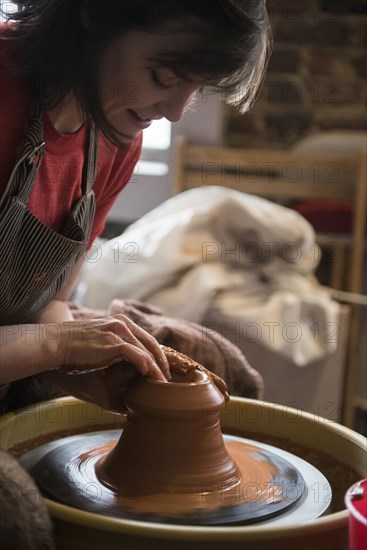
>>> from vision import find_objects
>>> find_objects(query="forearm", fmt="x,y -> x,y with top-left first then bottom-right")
31,299 -> 74,323
0,302 -> 75,384
0,324 -> 54,384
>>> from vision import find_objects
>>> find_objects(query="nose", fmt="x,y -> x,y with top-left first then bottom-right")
157,86 -> 198,123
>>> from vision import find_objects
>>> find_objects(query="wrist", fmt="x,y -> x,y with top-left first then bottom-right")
40,322 -> 68,372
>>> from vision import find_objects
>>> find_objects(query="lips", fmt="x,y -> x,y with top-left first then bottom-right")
133,110 -> 151,122
127,109 -> 152,129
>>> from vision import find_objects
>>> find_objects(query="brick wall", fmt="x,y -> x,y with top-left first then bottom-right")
224,0 -> 367,148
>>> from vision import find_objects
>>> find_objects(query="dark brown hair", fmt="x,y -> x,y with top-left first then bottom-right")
1,1 -> 272,146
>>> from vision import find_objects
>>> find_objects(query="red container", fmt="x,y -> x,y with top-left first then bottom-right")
345,479 -> 367,550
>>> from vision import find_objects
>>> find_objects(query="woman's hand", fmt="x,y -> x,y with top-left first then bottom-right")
42,360 -> 139,414
50,315 -> 170,381
0,314 -> 169,386
40,314 -> 170,412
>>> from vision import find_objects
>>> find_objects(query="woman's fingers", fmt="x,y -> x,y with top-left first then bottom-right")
112,315 -> 170,380
99,315 -> 169,380
113,342 -> 167,381
56,316 -> 169,381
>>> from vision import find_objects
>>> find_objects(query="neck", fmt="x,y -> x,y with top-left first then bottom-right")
47,93 -> 86,134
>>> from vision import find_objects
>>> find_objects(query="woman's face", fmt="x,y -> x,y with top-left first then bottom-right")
98,29 -> 205,142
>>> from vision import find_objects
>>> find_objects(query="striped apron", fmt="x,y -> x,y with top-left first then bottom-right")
0,107 -> 98,326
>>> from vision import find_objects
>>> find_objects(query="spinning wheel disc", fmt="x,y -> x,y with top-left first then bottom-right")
20,430 -> 331,526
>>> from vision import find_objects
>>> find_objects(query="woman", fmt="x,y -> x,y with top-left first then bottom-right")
0,0 -> 271,411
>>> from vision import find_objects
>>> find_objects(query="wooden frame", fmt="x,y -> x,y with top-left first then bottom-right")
172,135 -> 367,427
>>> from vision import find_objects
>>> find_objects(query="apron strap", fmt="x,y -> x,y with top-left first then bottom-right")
0,108 -> 45,209
81,120 -> 99,196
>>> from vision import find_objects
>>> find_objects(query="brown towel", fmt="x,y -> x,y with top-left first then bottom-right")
70,299 -> 263,400
0,449 -> 56,550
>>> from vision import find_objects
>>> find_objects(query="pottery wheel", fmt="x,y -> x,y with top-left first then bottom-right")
20,430 -> 330,526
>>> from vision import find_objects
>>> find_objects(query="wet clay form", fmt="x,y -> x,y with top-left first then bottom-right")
21,348 -> 329,525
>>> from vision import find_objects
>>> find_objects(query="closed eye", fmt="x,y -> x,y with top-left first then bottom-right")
150,70 -> 172,90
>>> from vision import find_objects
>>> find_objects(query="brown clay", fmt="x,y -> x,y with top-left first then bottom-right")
94,350 -> 286,518
95,368 -> 239,498
162,346 -> 230,401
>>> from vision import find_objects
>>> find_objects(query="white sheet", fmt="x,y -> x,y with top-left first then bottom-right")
80,186 -> 340,366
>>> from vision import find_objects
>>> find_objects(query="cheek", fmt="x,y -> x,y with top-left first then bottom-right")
108,81 -> 141,108
99,49 -> 137,108
100,72 -> 148,110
